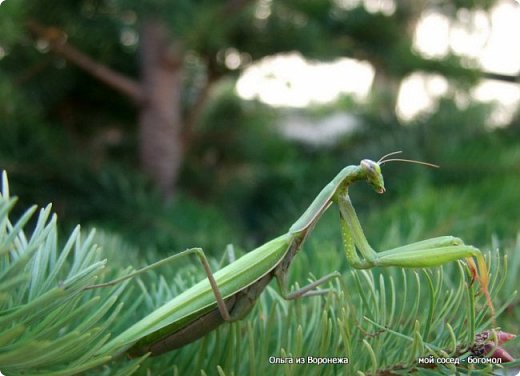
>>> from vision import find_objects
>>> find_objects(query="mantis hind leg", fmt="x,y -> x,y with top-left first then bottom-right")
84,247 -> 231,321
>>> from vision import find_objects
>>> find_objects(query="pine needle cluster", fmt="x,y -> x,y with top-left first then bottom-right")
0,172 -> 518,375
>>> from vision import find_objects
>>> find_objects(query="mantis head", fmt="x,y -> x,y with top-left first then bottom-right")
360,159 -> 386,194
363,151 -> 439,195
358,151 -> 439,194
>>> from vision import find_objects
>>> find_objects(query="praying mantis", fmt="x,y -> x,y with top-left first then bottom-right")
89,152 -> 495,358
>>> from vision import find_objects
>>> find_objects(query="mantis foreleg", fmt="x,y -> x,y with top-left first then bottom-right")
336,187 -> 495,322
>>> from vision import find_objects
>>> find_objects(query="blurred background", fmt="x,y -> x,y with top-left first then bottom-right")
0,0 -> 519,266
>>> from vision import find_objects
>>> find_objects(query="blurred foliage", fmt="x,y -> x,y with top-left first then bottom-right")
2,80 -> 520,252
1,0 -> 514,250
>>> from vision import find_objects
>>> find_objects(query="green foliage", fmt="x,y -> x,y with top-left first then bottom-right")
0,1 -> 26,47
363,178 -> 520,248
53,167 -> 239,254
95,227 -> 519,375
0,165 -> 518,375
0,172 -> 134,375
1,0 -> 519,373
182,82 -> 306,240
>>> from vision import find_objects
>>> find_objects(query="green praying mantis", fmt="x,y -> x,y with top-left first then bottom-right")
88,152 -> 495,357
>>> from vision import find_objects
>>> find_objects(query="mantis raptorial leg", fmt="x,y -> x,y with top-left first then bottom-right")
88,152 -> 495,357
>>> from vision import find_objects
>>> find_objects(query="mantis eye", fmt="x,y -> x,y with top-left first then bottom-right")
360,159 -> 380,176
360,159 -> 376,172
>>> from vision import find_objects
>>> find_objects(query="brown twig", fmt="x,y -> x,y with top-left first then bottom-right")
26,20 -> 143,103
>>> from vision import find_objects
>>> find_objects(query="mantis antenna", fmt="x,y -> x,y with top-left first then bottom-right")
377,150 -> 403,163
378,151 -> 440,169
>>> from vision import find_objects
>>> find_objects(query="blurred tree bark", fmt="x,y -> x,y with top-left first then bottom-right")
27,20 -> 184,198
138,21 -> 183,199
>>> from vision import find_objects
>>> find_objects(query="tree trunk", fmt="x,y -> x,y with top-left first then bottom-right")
139,20 -> 184,199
